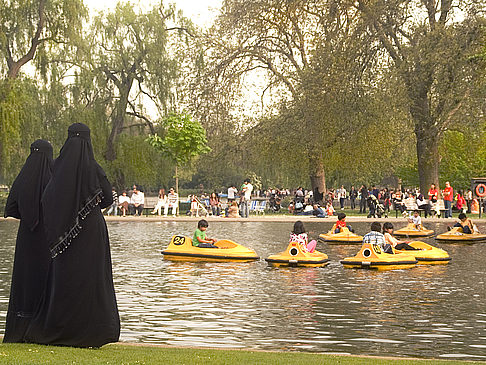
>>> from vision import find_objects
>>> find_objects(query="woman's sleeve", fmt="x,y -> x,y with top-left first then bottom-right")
97,164 -> 113,209
4,191 -> 20,219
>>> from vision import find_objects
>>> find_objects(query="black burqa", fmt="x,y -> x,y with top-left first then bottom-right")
3,140 -> 53,343
24,123 -> 120,347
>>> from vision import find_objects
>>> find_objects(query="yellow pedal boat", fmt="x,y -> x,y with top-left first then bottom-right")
319,226 -> 363,244
265,242 -> 330,267
341,242 -> 417,270
162,235 -> 259,262
395,241 -> 451,264
435,227 -> 486,242
393,223 -> 434,237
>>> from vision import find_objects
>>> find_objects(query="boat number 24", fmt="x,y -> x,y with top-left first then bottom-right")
173,236 -> 186,245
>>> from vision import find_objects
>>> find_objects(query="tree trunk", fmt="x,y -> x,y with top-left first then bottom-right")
175,165 -> 179,195
415,124 -> 440,194
104,88 -> 130,161
309,152 -> 326,197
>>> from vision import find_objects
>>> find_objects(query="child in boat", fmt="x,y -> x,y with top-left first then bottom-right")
408,210 -> 422,230
452,213 -> 477,234
383,222 -> 419,251
192,219 -> 218,248
334,213 -> 355,233
290,221 -> 317,253
363,222 -> 393,254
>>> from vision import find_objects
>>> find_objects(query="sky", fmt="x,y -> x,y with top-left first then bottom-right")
82,0 -> 222,27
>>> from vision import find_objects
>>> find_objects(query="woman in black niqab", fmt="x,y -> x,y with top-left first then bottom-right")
3,139 -> 53,343
25,123 -> 120,348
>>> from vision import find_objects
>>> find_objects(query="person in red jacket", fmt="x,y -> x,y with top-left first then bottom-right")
443,181 -> 453,218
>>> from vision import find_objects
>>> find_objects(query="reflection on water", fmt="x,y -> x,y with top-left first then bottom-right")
1,220 -> 486,359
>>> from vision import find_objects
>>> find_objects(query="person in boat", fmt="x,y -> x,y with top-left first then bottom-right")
334,212 -> 354,233
383,222 -> 419,251
452,213 -> 477,234
407,210 -> 422,230
290,221 -> 317,253
363,222 -> 393,254
193,219 -> 219,248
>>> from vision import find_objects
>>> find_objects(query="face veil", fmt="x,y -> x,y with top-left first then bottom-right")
4,139 -> 53,231
42,123 -> 104,258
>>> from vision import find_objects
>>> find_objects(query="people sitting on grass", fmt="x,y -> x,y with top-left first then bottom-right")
297,203 -> 326,218
192,219 -> 218,248
226,201 -> 240,218
382,222 -> 419,251
326,201 -> 335,216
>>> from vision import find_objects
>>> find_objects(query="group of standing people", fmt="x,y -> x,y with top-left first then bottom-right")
3,123 -> 120,347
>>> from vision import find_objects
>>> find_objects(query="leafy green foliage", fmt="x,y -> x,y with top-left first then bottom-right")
146,113 -> 211,167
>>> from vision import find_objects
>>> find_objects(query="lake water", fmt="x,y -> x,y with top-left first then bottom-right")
1,220 -> 485,360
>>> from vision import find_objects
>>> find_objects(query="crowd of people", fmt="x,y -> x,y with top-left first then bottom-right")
103,180 -> 482,219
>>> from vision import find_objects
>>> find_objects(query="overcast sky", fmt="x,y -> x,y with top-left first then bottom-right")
82,0 -> 222,27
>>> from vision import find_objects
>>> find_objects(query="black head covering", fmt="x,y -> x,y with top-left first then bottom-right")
4,139 -> 53,231
42,123 -> 104,258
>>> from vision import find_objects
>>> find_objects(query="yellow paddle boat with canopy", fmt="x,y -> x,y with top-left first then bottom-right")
435,227 -> 486,242
319,226 -> 363,244
394,241 -> 451,264
341,242 -> 417,270
162,235 -> 259,262
265,242 -> 329,267
393,223 -> 434,237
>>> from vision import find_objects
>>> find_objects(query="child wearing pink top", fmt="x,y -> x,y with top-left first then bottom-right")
289,221 -> 317,253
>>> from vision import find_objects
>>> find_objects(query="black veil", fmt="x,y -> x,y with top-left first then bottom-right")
42,123 -> 104,258
4,139 -> 53,230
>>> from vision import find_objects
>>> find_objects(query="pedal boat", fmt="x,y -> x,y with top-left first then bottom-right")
340,242 -> 417,270
395,241 -> 451,264
393,223 -> 434,237
319,226 -> 363,244
162,235 -> 259,262
435,227 -> 486,242
265,242 -> 330,267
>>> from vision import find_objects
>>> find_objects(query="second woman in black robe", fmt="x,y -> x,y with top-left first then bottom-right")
25,123 -> 120,347
3,139 -> 53,343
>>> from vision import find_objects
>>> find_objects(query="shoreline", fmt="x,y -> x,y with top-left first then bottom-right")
0,340 -> 483,364
2,215 -> 485,223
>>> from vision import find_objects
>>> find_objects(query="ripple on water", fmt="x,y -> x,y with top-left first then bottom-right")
0,220 -> 486,359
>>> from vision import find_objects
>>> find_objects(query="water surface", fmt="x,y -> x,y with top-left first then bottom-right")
1,220 -> 485,359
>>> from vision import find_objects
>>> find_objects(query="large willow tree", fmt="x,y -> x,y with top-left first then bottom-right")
356,0 -> 486,193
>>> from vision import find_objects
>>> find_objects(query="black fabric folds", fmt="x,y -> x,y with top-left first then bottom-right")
41,123 -> 106,258
4,139 -> 53,230
24,123 -> 120,348
3,139 -> 53,343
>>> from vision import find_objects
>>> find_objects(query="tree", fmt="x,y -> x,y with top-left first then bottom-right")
146,113 -> 211,193
85,2 -> 195,162
0,0 -> 86,79
207,0 -> 380,194
355,0 -> 486,192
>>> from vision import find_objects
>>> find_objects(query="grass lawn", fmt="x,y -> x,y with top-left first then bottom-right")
0,343 -> 484,365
